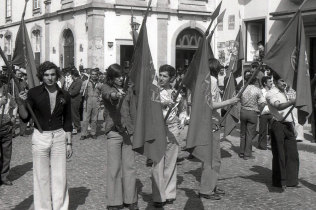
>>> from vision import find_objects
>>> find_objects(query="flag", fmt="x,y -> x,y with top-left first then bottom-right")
182,35 -> 214,166
12,11 -> 40,88
207,9 -> 226,59
211,1 -> 222,21
227,27 -> 244,77
129,14 -> 167,163
222,27 -> 244,136
222,73 -> 240,136
263,11 -> 312,124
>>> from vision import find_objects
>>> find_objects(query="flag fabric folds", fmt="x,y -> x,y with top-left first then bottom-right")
222,73 -> 240,136
129,16 -> 167,163
222,27 -> 244,136
227,27 -> 244,77
182,35 -> 214,166
263,11 -> 312,124
12,16 -> 40,88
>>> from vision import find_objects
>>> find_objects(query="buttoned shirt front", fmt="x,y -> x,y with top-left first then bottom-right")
26,84 -> 72,132
265,87 -> 293,122
101,84 -> 136,134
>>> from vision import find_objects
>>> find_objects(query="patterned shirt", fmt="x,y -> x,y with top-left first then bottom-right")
241,84 -> 265,113
160,87 -> 181,125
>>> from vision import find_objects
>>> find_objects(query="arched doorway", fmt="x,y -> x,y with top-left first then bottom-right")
176,28 -> 203,70
63,29 -> 74,68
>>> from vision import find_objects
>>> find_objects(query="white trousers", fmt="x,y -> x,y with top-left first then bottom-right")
32,129 -> 69,210
152,124 -> 180,202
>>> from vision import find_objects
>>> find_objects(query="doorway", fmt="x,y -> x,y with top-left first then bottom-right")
63,29 -> 74,68
175,28 -> 203,71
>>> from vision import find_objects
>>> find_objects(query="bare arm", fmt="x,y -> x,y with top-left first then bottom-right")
212,96 -> 240,110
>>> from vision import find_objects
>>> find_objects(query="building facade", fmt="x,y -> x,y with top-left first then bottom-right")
216,0 -> 316,77
0,0 -> 220,71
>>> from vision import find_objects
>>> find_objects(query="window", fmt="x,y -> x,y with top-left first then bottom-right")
245,19 -> 265,62
4,33 -> 12,61
6,0 -> 12,18
228,15 -> 235,30
34,0 -> 40,9
32,29 -> 41,68
217,19 -> 223,31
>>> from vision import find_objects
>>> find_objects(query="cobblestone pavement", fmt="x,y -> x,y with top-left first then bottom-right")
1,125 -> 316,210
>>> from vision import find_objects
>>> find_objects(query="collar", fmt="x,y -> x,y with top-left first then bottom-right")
39,83 -> 64,95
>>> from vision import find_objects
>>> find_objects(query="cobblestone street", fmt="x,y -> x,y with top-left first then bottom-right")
1,126 -> 316,210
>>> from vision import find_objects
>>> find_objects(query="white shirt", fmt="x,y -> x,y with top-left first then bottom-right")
261,88 -> 270,115
160,87 -> 182,124
265,87 -> 293,122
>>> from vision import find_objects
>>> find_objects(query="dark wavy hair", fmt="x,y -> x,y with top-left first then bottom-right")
37,61 -> 60,81
244,69 -> 256,85
159,64 -> 176,78
106,63 -> 123,87
209,58 -> 223,77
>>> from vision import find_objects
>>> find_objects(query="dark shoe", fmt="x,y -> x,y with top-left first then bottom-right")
257,146 -> 267,150
80,135 -> 87,140
1,180 -> 12,186
297,139 -> 303,142
107,205 -> 122,210
238,153 -> 244,158
153,202 -> 165,208
146,159 -> 153,167
243,156 -> 255,160
124,202 -> 139,210
214,187 -> 225,195
198,193 -> 221,200
166,198 -> 176,204
91,135 -> 97,139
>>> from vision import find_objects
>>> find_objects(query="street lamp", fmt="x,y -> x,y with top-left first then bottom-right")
131,18 -> 140,31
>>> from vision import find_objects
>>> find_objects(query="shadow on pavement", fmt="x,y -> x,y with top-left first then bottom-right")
221,148 -> 232,158
222,138 -> 240,156
69,187 -> 90,210
136,179 -> 153,209
12,194 -> 33,210
178,187 -> 205,210
185,168 -> 202,183
9,162 -> 33,181
299,179 -> 316,192
240,165 -> 283,193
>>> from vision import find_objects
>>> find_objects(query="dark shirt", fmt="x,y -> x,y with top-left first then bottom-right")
26,84 -> 72,132
101,83 -> 136,134
68,78 -> 83,102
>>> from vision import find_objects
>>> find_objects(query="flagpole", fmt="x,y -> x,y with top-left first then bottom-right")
280,0 -> 309,124
205,1 -> 222,36
164,9 -> 222,122
0,46 -> 43,132
216,64 -> 262,130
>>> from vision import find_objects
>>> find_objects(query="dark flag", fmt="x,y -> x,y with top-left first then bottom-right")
182,35 -> 214,166
129,14 -> 167,163
263,11 -> 312,124
12,7 -> 40,88
227,27 -> 244,77
222,73 -> 240,136
211,1 -> 222,21
222,27 -> 244,136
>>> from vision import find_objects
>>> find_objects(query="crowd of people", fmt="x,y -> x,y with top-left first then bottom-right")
0,53 -> 315,210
